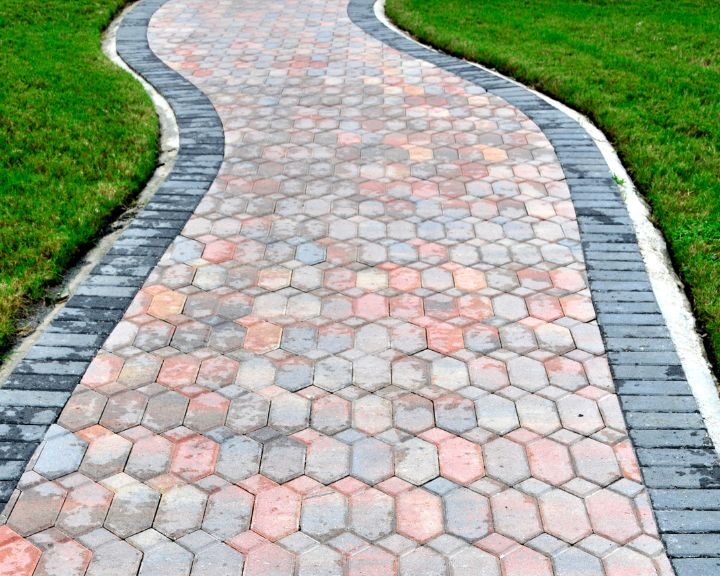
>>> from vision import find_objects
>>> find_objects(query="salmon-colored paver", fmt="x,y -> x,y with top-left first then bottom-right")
0,0 -> 676,573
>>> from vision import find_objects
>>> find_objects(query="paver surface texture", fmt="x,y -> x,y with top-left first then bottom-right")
0,0 -> 677,574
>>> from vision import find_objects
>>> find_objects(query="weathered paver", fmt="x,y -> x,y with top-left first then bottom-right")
0,0 -> 697,573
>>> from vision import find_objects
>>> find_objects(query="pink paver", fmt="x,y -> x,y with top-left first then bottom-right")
0,0 -> 675,573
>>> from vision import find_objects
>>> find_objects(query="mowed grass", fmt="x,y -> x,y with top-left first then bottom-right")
0,0 -> 157,355
386,0 -> 720,372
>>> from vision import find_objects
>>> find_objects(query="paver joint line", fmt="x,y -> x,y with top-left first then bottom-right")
0,0 -> 716,573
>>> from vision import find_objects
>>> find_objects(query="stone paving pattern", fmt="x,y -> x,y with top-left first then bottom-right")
0,0 -> 679,573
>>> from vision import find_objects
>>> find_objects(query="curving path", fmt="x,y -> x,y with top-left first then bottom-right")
0,0 -> 700,573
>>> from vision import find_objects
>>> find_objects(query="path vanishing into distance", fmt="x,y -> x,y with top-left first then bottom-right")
1,0 -> 718,574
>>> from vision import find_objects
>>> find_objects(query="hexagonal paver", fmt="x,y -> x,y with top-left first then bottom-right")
526,438 -> 574,486
475,394 -> 519,435
300,490 -> 348,541
464,324 -> 501,353
483,437 -> 530,485
394,438 -> 439,485
396,488 -> 444,544
538,489 -> 591,544
352,395 -> 392,436
491,489 -> 542,543
394,394 -> 435,434
269,393 -> 310,433
435,394 -> 477,434
244,321 -> 282,353
585,489 -> 642,544
349,488 -> 394,541
7,482 -> 66,537
33,432 -> 87,480
125,435 -> 172,480
351,437 -> 394,485
202,485 -> 254,539
492,294 -> 527,321
260,436 -> 307,484
311,395 -> 351,435
426,323 -> 464,355
153,485 -> 207,540
170,434 -> 219,482
184,392 -> 230,432
311,357 -> 350,392
438,436 -> 484,485
571,438 -> 622,487
515,394 -> 561,436
216,435 -> 262,482
557,394 -> 605,435
142,391 -> 188,433
444,487 -> 491,540
251,486 -> 301,542
431,357 -> 469,391
306,436 -> 351,484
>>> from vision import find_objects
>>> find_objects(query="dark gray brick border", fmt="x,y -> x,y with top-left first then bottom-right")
347,0 -> 720,574
0,0 -> 223,511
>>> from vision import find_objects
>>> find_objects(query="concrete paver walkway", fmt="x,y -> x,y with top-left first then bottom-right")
0,0 -> 677,574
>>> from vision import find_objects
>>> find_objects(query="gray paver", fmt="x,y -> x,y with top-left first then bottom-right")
260,436 -> 307,484
34,432 -> 87,480
105,482 -> 160,539
154,485 -> 208,540
215,435 -> 261,483
351,437 -> 394,485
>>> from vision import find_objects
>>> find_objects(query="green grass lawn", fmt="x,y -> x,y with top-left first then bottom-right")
386,0 -> 720,374
0,0 -> 157,356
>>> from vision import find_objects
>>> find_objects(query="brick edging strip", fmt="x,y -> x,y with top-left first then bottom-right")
346,0 -> 720,573
0,0 -> 223,514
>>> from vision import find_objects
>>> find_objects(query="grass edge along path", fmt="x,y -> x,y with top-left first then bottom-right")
385,0 -> 720,377
0,0 -> 158,359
